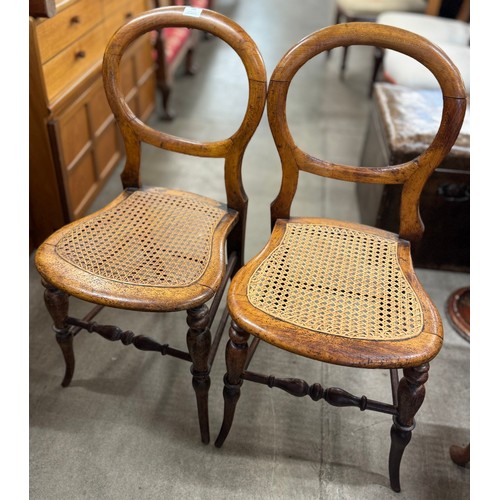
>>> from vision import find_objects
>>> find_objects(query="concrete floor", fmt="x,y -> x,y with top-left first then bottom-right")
29,1 -> 470,498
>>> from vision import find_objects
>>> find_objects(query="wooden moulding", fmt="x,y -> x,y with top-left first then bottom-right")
29,0 -> 57,18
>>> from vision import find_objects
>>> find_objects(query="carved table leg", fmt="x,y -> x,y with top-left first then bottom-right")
215,321 -> 250,448
186,305 -> 211,444
389,363 -> 429,492
42,281 -> 74,387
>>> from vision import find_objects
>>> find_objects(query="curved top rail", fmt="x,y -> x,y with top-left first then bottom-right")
102,6 -> 267,160
268,22 -> 467,240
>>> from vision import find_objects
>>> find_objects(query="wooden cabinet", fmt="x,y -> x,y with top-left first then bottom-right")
30,0 -> 156,252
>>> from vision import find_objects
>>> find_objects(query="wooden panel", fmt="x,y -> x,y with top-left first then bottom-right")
67,152 -> 97,214
134,33 -> 155,81
88,78 -> 113,132
120,52 -> 136,97
36,0 -> 103,63
126,92 -> 140,117
58,103 -> 91,166
95,122 -> 122,176
137,71 -> 156,121
102,0 -> 125,18
43,25 -> 106,103
103,0 -> 148,40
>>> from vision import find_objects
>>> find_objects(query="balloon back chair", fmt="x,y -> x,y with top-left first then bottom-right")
214,22 -> 467,491
34,6 -> 267,445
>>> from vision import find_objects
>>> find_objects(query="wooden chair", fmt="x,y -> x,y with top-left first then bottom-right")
34,6 -> 267,445
214,22 -> 467,491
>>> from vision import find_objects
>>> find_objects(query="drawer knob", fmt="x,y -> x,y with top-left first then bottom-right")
75,50 -> 86,59
125,12 -> 133,19
70,16 -> 81,24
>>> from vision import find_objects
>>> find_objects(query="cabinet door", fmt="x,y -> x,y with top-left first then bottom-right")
49,74 -> 123,220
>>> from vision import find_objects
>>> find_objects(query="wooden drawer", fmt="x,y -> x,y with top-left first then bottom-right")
36,0 -> 103,64
103,0 -> 128,18
43,25 -> 107,103
104,0 -> 148,40
58,102 -> 91,167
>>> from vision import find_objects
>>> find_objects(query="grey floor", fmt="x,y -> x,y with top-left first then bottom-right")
29,1 -> 470,498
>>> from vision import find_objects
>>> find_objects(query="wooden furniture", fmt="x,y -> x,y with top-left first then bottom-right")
357,83 -> 470,272
152,0 -> 213,120
446,280 -> 470,468
34,7 -> 267,445
29,0 -> 157,252
446,286 -> 470,341
29,0 -> 57,18
214,23 -> 467,492
450,442 -> 470,466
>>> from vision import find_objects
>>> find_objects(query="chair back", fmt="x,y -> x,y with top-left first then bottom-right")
102,6 -> 267,257
267,22 -> 467,242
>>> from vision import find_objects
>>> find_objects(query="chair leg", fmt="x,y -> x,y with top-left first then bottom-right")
185,47 -> 197,76
42,281 -> 75,387
214,321 -> 250,448
389,364 -> 429,492
157,82 -> 175,121
186,305 -> 212,444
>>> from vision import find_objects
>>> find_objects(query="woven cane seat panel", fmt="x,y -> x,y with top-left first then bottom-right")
247,222 -> 423,341
55,189 -> 231,287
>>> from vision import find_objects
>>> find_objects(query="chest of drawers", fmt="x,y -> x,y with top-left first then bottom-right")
30,0 -> 156,251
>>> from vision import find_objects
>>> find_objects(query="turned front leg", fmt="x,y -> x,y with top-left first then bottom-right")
215,321 -> 250,448
389,364 -> 429,492
186,305 -> 212,444
42,280 -> 74,387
